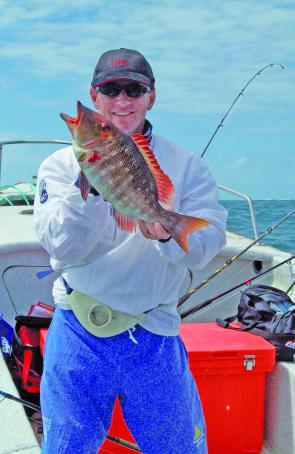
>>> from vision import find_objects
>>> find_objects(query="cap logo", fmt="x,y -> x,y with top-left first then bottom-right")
112,60 -> 128,66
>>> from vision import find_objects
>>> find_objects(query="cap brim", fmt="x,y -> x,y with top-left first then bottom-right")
93,71 -> 152,87
68,290 -> 144,337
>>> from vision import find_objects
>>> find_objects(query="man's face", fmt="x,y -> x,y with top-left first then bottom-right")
90,81 -> 156,135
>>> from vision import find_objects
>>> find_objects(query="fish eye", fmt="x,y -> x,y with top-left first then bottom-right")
101,124 -> 111,131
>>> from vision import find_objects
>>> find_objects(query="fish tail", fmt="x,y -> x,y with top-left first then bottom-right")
163,212 -> 209,253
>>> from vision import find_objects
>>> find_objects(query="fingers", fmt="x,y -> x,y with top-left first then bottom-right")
154,223 -> 170,239
137,220 -> 170,240
137,220 -> 154,239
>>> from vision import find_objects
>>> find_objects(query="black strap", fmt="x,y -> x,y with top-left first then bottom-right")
15,315 -> 52,329
216,312 -> 242,329
216,316 -> 242,329
158,236 -> 172,243
216,313 -> 262,331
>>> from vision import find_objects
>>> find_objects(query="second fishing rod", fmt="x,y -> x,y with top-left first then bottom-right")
178,206 -> 295,309
0,390 -> 142,452
181,254 -> 295,321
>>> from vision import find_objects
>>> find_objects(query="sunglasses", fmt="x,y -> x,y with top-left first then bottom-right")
96,82 -> 151,98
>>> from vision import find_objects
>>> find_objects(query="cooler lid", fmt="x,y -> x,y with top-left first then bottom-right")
180,322 -> 276,372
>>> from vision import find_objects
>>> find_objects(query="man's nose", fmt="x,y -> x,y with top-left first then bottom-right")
116,90 -> 130,101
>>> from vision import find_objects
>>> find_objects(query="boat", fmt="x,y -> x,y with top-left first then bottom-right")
0,140 -> 294,454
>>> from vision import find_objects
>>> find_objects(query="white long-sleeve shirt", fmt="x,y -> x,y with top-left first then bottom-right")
34,133 -> 227,335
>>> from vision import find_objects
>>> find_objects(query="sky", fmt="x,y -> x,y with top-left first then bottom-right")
0,0 -> 294,199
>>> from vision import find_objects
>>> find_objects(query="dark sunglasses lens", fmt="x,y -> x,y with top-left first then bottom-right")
97,83 -> 149,98
97,84 -> 120,97
125,84 -> 149,97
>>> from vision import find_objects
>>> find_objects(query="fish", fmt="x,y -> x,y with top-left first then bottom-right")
60,101 -> 209,252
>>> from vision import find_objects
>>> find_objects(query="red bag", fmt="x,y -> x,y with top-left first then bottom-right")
12,302 -> 55,393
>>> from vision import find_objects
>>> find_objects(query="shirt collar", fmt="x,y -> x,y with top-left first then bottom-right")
143,119 -> 153,144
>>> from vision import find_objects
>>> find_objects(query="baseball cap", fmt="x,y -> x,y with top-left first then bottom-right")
91,48 -> 155,88
68,290 -> 146,337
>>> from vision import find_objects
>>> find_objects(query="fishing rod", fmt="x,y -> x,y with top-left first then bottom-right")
200,63 -> 284,158
178,207 -> 295,308
188,65 -> 285,301
181,254 -> 295,321
286,280 -> 295,295
0,390 -> 40,412
0,390 -> 141,452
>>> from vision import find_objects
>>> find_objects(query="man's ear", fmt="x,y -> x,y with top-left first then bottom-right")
90,86 -> 99,107
147,88 -> 156,111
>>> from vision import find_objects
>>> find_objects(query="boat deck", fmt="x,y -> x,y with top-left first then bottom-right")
0,206 -> 295,453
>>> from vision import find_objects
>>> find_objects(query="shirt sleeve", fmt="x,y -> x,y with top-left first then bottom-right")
153,153 -> 227,268
34,148 -> 117,265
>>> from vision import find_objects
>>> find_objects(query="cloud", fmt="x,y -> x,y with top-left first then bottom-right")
0,0 -> 294,197
1,1 -> 294,77
0,1 -> 294,127
225,156 -> 248,169
0,78 -> 15,90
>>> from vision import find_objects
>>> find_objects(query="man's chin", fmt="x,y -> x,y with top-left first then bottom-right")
112,118 -> 140,135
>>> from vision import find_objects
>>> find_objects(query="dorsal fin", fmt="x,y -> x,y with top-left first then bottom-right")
131,134 -> 175,208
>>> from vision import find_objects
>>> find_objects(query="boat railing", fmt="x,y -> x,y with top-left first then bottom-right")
218,184 -> 259,240
0,140 -> 71,184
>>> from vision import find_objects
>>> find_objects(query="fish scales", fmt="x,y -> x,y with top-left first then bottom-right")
93,135 -> 159,218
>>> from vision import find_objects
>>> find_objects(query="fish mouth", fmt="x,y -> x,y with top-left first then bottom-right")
60,101 -> 84,127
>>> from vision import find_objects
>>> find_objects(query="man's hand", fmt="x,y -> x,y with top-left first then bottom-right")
137,220 -> 171,241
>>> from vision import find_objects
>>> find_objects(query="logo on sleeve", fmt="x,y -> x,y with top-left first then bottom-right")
193,424 -> 205,447
39,179 -> 48,204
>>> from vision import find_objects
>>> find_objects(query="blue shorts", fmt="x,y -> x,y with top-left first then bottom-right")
41,307 -> 207,454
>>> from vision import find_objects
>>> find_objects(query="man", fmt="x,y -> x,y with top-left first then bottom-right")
34,48 -> 227,453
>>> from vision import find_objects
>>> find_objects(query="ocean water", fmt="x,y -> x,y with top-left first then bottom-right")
221,200 -> 295,255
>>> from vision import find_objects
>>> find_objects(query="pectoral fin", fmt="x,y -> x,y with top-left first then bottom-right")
110,207 -> 137,232
79,171 -> 91,201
